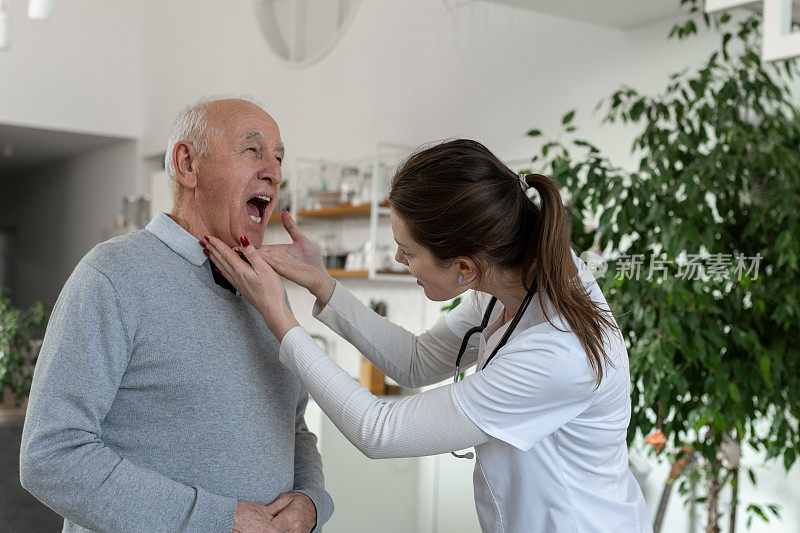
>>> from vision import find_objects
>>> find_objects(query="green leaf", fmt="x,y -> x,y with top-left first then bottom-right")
526,129 -> 542,137
759,356 -> 772,386
784,448 -> 796,471
729,383 -> 741,403
747,468 -> 757,485
776,230 -> 791,250
562,110 -> 576,125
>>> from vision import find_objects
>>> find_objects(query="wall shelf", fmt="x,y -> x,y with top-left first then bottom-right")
297,201 -> 389,220
327,269 -> 411,278
278,143 -> 412,282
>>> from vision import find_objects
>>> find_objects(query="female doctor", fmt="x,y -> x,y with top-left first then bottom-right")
204,139 -> 651,532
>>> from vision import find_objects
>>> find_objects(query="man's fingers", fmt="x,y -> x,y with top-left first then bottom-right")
264,493 -> 293,515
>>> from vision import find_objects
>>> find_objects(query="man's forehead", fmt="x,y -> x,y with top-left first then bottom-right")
208,101 -> 279,138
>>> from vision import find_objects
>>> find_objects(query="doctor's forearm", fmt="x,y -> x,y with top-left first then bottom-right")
312,282 -> 475,387
279,326 -> 489,459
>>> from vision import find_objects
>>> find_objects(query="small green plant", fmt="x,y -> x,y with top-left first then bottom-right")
0,291 -> 49,406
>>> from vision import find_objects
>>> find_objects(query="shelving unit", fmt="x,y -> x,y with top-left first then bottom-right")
280,142 -> 413,282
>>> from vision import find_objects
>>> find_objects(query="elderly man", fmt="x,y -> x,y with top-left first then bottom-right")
19,97 -> 333,532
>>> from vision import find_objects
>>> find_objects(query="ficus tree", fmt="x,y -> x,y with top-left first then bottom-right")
522,1 -> 799,531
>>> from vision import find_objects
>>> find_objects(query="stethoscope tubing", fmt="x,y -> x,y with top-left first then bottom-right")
450,283 -> 537,459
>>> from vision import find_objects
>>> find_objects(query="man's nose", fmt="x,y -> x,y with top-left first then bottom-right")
259,162 -> 283,186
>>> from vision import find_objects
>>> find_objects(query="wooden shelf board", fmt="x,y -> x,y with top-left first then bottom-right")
295,200 -> 390,220
327,269 -> 411,278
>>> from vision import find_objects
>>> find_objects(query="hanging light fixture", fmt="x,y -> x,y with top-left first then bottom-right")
0,0 -> 10,50
28,0 -> 53,20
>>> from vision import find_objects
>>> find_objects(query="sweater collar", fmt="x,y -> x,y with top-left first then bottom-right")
145,212 -> 208,267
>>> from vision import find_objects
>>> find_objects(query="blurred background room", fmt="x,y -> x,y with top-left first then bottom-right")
0,0 -> 798,532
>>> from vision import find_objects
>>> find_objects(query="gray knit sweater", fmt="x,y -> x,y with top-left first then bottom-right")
19,212 -> 333,532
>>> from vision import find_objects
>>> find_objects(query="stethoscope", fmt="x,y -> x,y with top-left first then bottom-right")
450,281 -> 537,460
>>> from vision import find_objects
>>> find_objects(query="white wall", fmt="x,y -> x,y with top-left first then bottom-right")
0,0 -> 144,139
139,0 -> 719,165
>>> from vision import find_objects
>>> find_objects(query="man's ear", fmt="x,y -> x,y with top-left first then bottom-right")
172,141 -> 199,189
455,257 -> 479,285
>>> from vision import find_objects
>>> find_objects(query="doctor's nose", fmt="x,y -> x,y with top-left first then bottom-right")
395,248 -> 408,266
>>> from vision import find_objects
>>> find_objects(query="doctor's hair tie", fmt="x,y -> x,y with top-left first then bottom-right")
518,173 -> 532,191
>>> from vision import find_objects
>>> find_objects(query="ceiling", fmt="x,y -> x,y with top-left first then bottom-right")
485,0 -> 800,30
0,123 -> 127,173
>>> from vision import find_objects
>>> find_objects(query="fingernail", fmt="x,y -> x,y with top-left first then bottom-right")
213,268 -> 221,274
199,240 -> 206,247
204,235 -> 210,241
241,235 -> 250,247
203,249 -> 211,256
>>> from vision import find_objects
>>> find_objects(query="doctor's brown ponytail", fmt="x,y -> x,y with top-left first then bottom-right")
389,139 -> 617,386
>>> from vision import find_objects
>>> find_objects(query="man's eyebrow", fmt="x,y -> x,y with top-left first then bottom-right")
242,132 -> 284,157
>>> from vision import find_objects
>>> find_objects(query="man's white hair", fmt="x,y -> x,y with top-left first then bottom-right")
164,94 -> 263,189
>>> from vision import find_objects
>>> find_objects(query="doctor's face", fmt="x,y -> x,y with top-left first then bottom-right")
390,210 -> 467,301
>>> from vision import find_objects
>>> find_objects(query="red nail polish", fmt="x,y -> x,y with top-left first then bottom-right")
199,240 -> 206,247
204,235 -> 210,241
241,235 -> 250,247
213,268 -> 221,274
203,249 -> 211,256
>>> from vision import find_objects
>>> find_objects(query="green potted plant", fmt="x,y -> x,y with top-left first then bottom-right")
0,291 -> 49,418
523,1 -> 799,531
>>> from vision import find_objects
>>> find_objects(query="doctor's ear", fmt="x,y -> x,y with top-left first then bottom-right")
454,257 -> 478,286
173,141 -> 200,189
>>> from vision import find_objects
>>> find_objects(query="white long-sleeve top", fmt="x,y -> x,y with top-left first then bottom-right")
278,252 -> 651,533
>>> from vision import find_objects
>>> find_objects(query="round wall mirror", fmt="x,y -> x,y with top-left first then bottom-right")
253,0 -> 363,68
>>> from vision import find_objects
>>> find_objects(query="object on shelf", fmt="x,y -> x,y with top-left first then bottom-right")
315,190 -> 342,209
275,180 -> 291,212
135,195 -> 152,229
106,195 -> 151,239
324,254 -> 348,270
345,243 -> 367,271
373,241 -> 407,272
339,165 -> 362,205
320,232 -> 349,270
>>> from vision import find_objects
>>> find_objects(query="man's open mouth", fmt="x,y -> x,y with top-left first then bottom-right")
246,195 -> 271,224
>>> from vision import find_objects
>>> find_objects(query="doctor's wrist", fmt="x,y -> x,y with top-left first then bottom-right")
310,273 -> 336,309
262,306 -> 300,342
